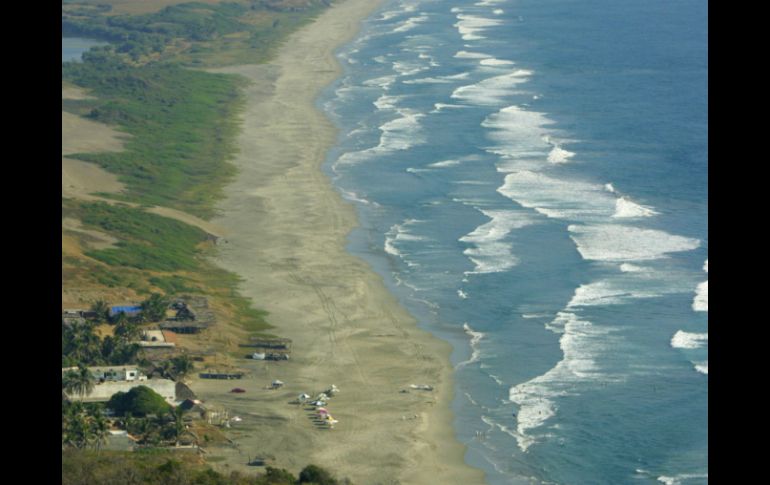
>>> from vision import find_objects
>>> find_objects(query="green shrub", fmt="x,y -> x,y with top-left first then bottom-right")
107,386 -> 172,417
298,464 -> 338,485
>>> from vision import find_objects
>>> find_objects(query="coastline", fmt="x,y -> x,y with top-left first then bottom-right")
198,0 -> 486,482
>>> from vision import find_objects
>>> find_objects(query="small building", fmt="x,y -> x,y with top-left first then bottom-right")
62,365 -> 146,383
160,321 -> 209,334
199,371 -> 243,380
175,305 -> 197,321
138,330 -> 176,348
110,305 -> 142,318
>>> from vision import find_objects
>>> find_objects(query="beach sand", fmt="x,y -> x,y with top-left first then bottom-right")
192,0 -> 486,483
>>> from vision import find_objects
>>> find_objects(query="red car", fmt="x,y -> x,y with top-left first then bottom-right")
230,388 -> 246,393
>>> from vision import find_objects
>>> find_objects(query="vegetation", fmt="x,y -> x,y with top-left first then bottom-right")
140,292 -> 171,322
63,60 -> 244,218
62,319 -> 141,367
61,0 -> 341,478
89,299 -> 110,323
107,385 -> 173,417
62,365 -> 97,398
62,450 -> 347,485
62,402 -> 110,450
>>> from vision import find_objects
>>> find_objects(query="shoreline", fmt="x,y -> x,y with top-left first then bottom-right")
196,0 -> 486,482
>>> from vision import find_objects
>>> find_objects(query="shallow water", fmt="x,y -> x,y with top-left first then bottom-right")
62,37 -> 108,63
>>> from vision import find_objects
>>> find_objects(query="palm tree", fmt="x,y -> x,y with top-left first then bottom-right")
171,355 -> 194,381
62,365 -> 96,399
89,299 -> 110,324
141,293 -> 170,323
64,321 -> 102,365
157,360 -> 175,380
114,320 -> 140,342
90,411 -> 109,451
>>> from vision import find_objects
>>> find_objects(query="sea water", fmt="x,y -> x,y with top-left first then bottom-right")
319,0 -> 707,483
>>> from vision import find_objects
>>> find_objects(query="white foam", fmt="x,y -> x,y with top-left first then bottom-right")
483,106 -> 568,163
379,109 -> 424,149
522,313 -> 551,319
337,110 -> 425,168
475,0 -> 506,6
605,183 -> 616,193
457,289 -> 468,299
493,8 -> 504,15
509,312 -> 618,451
339,189 -> 378,207
373,94 -> 402,110
362,74 -> 397,89
376,10 -> 402,22
454,14 -> 504,41
392,60 -> 429,76
613,197 -> 659,218
694,361 -> 708,375
703,259 -> 708,273
402,76 -> 453,84
671,331 -> 708,349
480,58 -> 516,67
443,72 -> 472,80
692,280 -> 708,312
429,159 -> 462,168
566,281 -> 652,308
547,145 -> 576,164
497,170 -> 616,221
432,103 -> 471,112
451,70 -> 532,106
384,219 -> 425,264
657,473 -> 709,485
454,50 -> 493,59
568,224 -> 701,262
457,323 -> 485,369
393,13 -> 429,33
404,72 -> 470,85
619,263 -> 649,272
460,209 -> 535,274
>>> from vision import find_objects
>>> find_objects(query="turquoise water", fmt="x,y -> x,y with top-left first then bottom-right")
62,37 -> 108,63
320,0 -> 707,483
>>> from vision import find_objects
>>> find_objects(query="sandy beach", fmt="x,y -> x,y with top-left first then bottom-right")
191,0 -> 486,483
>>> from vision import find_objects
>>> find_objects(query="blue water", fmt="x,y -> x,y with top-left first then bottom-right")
62,37 -> 108,63
319,0 -> 707,483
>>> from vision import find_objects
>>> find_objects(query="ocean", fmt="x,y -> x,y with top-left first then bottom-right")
319,0 -> 707,483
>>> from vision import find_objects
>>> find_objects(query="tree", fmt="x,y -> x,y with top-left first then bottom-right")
63,321 -> 103,365
89,299 -> 110,324
171,354 -> 194,380
114,319 -> 140,342
262,467 -> 297,484
63,365 -> 96,399
107,385 -> 172,417
298,465 -> 338,485
141,293 -> 170,322
62,402 -> 109,450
